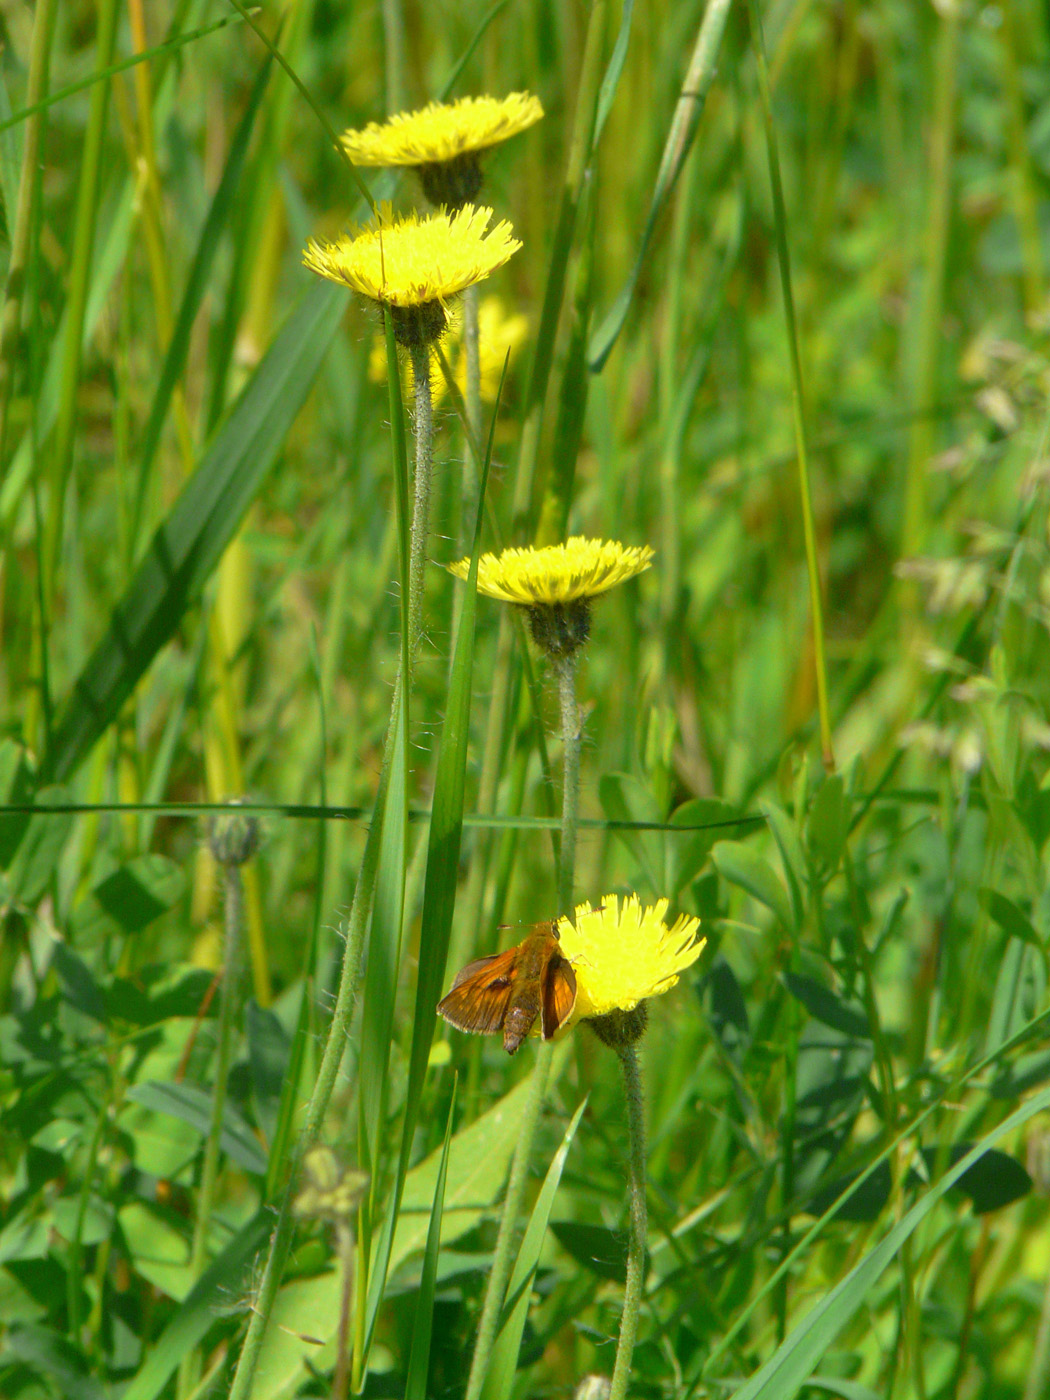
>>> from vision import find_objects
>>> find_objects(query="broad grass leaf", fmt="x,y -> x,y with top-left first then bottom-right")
481,1099 -> 587,1400
129,53 -> 273,551
727,1085 -> 1050,1400
43,280 -> 345,784
124,1082 -> 267,1176
712,839 -> 795,932
121,1212 -> 269,1400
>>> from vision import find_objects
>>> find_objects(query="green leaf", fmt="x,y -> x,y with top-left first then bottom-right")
5,786 -> 74,907
121,1212 -> 269,1400
784,974 -> 869,1041
803,1160 -> 892,1223
807,775 -> 848,876
250,1067 -> 553,1400
0,739 -> 34,866
761,801 -> 806,930
246,1000 -> 291,1148
793,1020 -> 873,1196
128,53 -> 272,552
669,797 -> 738,896
727,1085 -> 1050,1400
124,1081 -> 267,1176
4,1325 -> 107,1400
50,943 -> 107,1024
43,279 -> 345,784
980,887 -> 1048,963
481,1098 -> 587,1400
700,954 -> 750,1064
712,839 -> 795,932
912,1144 -> 1031,1215
73,854 -> 185,940
549,1219 -> 630,1283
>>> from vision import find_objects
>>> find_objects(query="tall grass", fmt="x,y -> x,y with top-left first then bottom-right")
3,3 -> 1050,1399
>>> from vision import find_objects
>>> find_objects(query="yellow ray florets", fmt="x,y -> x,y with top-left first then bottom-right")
302,204 -> 521,309
341,93 -> 544,167
448,537 -> 654,606
557,895 -> 705,1020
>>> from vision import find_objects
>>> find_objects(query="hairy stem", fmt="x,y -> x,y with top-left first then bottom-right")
609,1044 -> 647,1400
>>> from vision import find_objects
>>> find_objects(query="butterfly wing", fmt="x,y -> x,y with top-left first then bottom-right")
540,955 -> 577,1040
437,949 -> 517,1036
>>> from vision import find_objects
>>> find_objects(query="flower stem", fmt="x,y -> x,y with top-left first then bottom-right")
178,856 -> 244,1399
463,283 -> 482,443
609,1043 -> 647,1400
556,653 -> 581,914
408,344 -> 435,661
463,1040 -> 555,1400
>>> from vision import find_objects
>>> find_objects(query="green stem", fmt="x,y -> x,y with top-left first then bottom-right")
463,283 -> 482,445
178,858 -> 244,1399
556,654 -> 581,915
1023,1245 -> 1050,1400
609,1044 -> 647,1400
408,344 -> 435,661
745,0 -> 834,772
463,1040 -> 555,1400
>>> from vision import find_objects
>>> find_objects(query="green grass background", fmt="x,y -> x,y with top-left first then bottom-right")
4,1 -> 1050,1397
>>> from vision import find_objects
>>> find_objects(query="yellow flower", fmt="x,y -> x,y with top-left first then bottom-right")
303,204 -> 521,344
557,895 -> 705,1021
448,537 -> 654,606
368,295 -> 528,405
342,93 -> 544,168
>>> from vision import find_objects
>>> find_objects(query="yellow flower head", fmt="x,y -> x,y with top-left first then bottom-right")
341,93 -> 544,168
303,204 -> 521,343
557,895 -> 705,1021
448,536 -> 654,606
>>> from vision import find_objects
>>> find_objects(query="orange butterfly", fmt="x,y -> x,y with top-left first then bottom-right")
437,920 -> 577,1055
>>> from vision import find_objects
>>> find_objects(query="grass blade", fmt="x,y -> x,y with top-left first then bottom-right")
42,280 -> 345,783
404,1081 -> 457,1400
121,1211 -> 269,1400
481,1098 -> 588,1400
729,1084 -> 1050,1400
588,0 -> 733,372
